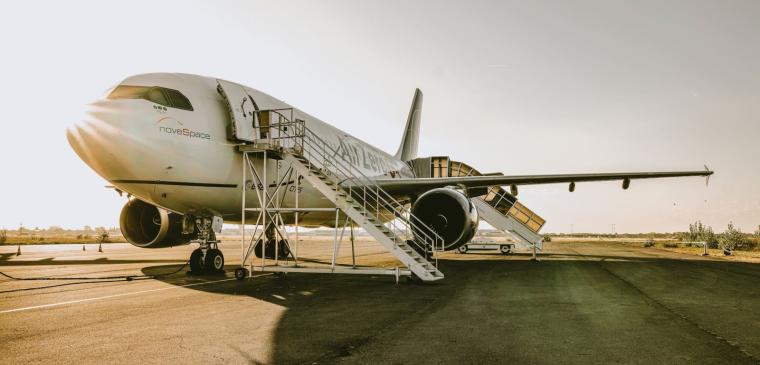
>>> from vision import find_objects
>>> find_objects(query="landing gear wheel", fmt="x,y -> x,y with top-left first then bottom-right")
279,240 -> 291,259
189,248 -> 205,274
500,245 -> 512,255
458,245 -> 468,254
205,249 -> 225,273
235,267 -> 249,280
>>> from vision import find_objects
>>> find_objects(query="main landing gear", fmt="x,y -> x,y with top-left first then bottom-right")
187,217 -> 225,275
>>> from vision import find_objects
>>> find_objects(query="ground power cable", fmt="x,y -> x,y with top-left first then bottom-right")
0,260 -> 191,294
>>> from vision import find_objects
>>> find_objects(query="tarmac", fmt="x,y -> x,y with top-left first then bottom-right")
1,239 -> 759,364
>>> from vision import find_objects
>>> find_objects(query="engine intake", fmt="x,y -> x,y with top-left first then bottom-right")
411,187 -> 478,251
119,199 -> 194,248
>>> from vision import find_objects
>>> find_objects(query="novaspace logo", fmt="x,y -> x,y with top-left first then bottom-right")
158,126 -> 211,140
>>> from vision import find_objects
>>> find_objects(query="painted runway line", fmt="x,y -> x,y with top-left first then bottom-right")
0,275 -> 270,314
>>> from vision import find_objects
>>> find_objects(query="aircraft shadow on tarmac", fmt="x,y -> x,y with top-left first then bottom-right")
140,252 -> 760,364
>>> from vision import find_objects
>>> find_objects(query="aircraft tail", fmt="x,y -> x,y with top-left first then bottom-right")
395,88 -> 423,161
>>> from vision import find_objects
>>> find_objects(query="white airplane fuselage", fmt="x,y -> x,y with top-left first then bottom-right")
67,73 -> 413,227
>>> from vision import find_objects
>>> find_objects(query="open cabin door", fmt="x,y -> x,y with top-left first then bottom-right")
217,79 -> 260,142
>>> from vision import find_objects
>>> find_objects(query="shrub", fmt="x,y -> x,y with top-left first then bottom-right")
719,222 -> 745,251
687,220 -> 718,248
543,235 -> 552,242
97,228 -> 110,244
663,242 -> 678,248
0,229 -> 6,244
643,238 -> 655,247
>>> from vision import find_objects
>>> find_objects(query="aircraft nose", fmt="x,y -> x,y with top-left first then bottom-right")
66,100 -> 131,180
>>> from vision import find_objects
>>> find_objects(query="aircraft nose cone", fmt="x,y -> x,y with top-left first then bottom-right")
66,100 -> 131,180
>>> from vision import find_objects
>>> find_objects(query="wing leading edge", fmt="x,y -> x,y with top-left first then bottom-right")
364,168 -> 713,196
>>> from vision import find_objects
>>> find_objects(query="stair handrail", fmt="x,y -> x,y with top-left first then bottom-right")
297,127 -> 444,254
247,113 -> 444,255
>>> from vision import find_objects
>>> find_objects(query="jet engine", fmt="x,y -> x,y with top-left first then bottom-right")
410,187 -> 478,251
119,199 -> 194,248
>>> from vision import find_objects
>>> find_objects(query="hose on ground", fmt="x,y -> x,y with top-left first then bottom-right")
0,260 -> 190,294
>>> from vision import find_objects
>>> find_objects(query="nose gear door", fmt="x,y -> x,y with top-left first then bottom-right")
217,79 -> 260,142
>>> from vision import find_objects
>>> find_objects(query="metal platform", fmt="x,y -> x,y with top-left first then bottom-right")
218,81 -> 445,282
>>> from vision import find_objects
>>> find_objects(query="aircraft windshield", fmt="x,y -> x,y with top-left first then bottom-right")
107,85 -> 194,111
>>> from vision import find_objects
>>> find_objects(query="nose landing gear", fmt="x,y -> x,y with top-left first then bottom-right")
187,217 -> 225,275
188,244 -> 225,275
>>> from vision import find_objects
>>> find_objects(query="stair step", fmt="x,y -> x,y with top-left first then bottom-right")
284,153 -> 444,281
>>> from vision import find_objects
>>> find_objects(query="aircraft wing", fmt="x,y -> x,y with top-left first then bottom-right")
363,168 -> 713,196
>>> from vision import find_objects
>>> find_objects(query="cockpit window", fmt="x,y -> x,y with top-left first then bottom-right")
107,85 -> 194,111
162,88 -> 193,111
108,85 -> 150,100
146,87 -> 169,106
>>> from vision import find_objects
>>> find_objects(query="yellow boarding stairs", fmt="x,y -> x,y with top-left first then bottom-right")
413,156 -> 545,252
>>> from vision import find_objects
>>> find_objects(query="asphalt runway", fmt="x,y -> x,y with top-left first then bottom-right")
1,239 -> 759,364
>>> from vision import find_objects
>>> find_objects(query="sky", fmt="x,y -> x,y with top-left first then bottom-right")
0,0 -> 758,233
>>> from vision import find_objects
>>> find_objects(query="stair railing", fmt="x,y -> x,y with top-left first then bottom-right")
249,111 -> 444,258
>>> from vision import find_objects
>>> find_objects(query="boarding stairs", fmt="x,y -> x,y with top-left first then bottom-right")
282,152 -> 444,281
476,187 -> 544,251
235,113 -> 445,282
412,157 -> 545,251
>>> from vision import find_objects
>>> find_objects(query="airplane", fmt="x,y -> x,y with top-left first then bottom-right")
67,73 -> 713,280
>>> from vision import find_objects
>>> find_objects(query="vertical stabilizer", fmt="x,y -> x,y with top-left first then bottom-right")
395,89 -> 423,161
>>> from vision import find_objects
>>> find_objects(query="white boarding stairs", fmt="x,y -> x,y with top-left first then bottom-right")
282,153 -> 444,281
216,79 -> 444,281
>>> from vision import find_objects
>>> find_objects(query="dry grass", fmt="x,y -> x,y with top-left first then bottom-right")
1,234 -> 126,245
551,235 -> 760,263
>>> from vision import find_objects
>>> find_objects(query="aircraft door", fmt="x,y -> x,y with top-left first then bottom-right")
217,79 -> 259,142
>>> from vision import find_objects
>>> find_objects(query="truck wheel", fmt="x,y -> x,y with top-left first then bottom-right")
500,245 -> 512,255
458,245 -> 468,254
234,267 -> 249,280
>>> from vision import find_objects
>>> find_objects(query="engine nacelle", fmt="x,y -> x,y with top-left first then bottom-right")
411,187 -> 479,251
119,199 -> 194,248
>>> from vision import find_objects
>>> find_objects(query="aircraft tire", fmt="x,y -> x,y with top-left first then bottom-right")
206,249 -> 225,273
189,248 -> 205,274
278,240 -> 290,258
458,245 -> 468,254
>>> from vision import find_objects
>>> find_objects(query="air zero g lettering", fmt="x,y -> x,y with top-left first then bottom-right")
158,126 -> 211,140
336,136 -> 399,175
